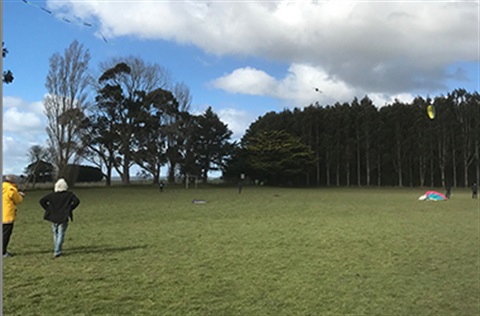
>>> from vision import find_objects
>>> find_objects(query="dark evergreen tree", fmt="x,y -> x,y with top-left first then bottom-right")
229,89 -> 479,188
243,130 -> 316,186
189,107 -> 233,183
92,58 -> 170,185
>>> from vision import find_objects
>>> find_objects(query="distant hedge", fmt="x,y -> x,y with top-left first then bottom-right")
70,165 -> 104,182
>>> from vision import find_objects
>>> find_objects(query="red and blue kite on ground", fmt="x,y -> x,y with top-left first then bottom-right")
418,190 -> 447,201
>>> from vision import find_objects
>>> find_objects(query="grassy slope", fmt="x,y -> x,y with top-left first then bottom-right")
3,186 -> 479,315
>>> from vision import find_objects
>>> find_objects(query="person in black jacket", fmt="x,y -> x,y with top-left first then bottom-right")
39,178 -> 80,258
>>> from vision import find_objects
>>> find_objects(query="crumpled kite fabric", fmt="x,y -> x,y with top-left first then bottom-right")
418,190 -> 447,201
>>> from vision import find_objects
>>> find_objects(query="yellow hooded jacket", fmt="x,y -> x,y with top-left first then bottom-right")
2,181 -> 23,224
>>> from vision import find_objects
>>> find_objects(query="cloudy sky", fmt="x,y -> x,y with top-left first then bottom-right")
2,0 -> 479,175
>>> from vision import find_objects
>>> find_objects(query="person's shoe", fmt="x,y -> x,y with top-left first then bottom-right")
3,252 -> 13,257
54,253 -> 62,258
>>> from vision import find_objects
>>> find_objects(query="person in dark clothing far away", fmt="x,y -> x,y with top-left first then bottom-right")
472,182 -> 478,199
445,185 -> 451,199
39,178 -> 80,258
159,181 -> 165,192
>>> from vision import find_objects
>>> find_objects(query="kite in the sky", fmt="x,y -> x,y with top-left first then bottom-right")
418,190 -> 447,201
314,87 -> 323,93
427,104 -> 436,120
20,0 -> 110,44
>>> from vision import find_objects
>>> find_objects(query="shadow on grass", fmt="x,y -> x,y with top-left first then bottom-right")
19,244 -> 148,256
67,244 -> 148,255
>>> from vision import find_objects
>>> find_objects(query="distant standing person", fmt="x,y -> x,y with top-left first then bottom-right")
472,182 -> 478,199
2,175 -> 25,257
445,185 -> 451,199
159,181 -> 165,192
238,173 -> 245,194
39,179 -> 80,258
238,180 -> 243,194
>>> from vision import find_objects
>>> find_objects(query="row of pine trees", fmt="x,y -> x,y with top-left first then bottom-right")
228,89 -> 479,188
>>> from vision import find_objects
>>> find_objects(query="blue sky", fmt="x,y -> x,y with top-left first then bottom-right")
2,0 -> 479,176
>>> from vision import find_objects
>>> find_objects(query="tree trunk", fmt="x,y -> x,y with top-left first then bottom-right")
168,161 -> 176,184
476,140 -> 479,184
418,156 -> 425,187
377,154 -> 381,186
325,151 -> 330,187
451,136 -> 457,187
356,140 -> 361,187
105,160 -> 112,186
317,151 -> 321,187
365,143 -> 371,186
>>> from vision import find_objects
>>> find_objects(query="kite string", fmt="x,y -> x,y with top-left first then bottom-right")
20,0 -> 111,44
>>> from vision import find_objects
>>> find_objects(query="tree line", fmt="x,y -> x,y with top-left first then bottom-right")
224,89 -> 479,188
19,40 -> 479,188
26,41 -> 233,186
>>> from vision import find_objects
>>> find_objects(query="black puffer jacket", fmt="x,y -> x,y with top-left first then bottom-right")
39,191 -> 80,223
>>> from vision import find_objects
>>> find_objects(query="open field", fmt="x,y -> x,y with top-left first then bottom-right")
3,185 -> 479,315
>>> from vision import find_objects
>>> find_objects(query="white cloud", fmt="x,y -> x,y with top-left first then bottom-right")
217,108 -> 255,141
211,67 -> 277,96
2,96 -> 45,133
190,104 -> 254,141
2,134 -> 41,175
3,107 -> 42,133
2,96 -> 48,174
211,63 -> 359,106
210,63 -> 420,108
3,96 -> 24,109
368,92 -> 415,108
48,0 -> 478,94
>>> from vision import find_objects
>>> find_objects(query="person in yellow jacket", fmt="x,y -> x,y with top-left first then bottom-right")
3,174 -> 25,257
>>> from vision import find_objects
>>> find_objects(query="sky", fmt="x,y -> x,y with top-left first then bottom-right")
2,0 -> 479,176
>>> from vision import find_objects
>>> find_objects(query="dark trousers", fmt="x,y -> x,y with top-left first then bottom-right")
3,223 -> 14,255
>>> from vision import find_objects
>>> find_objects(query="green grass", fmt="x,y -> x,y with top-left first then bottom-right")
3,186 -> 480,315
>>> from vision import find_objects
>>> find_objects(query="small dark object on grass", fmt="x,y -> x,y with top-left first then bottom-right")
192,199 -> 207,204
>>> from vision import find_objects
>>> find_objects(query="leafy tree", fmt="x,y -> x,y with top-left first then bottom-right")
82,113 -> 118,186
450,89 -> 478,187
2,42 -> 13,84
409,97 -> 429,187
44,40 -> 91,183
188,107 -> 233,183
221,143 -> 248,183
358,96 -> 378,186
134,88 -> 179,184
24,161 -> 54,185
244,130 -> 316,186
24,145 -> 53,187
66,165 -> 104,182
235,89 -> 479,188
92,57 -> 171,185
431,95 -> 455,188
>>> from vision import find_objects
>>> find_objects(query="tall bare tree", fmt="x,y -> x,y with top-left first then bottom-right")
44,40 -> 91,182
159,82 -> 192,183
173,82 -> 192,112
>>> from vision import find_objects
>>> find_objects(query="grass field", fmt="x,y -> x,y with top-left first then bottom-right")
3,185 -> 479,315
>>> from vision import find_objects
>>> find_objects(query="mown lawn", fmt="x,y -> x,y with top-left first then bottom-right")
3,185 -> 479,315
